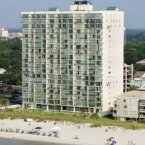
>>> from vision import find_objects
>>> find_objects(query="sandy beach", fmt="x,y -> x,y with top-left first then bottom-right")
0,119 -> 144,145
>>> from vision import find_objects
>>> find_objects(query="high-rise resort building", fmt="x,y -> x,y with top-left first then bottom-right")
22,0 -> 124,114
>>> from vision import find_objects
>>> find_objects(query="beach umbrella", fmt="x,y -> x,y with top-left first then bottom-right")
107,137 -> 114,141
50,126 -> 61,132
112,140 -> 117,144
34,127 -> 43,130
15,128 -> 21,133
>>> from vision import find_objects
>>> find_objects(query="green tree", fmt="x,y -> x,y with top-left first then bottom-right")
124,40 -> 145,72
0,98 -> 9,107
0,38 -> 22,85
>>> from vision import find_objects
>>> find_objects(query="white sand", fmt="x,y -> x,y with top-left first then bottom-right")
0,119 -> 144,145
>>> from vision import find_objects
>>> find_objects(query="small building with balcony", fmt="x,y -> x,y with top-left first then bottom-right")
133,71 -> 145,89
123,63 -> 133,92
113,90 -> 145,121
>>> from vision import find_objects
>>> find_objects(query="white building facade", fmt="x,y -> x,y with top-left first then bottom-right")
0,27 -> 9,38
22,1 -> 124,114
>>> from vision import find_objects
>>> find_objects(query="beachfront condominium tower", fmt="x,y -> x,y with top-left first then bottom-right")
22,1 -> 124,114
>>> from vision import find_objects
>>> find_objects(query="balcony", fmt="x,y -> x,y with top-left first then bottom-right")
139,109 -> 145,112
113,107 -> 117,110
113,113 -> 117,117
139,115 -> 145,118
139,103 -> 145,106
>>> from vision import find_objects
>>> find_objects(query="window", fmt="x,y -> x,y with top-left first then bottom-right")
42,29 -> 46,33
23,14 -> 29,18
69,29 -> 73,33
37,24 -> 40,28
37,74 -> 40,78
69,71 -> 73,75
36,15 -> 40,18
63,24 -> 66,28
70,35 -> 73,38
50,34 -> 53,38
23,24 -> 28,28
42,84 -> 46,88
69,24 -> 73,28
76,45 -> 81,49
58,80 -> 61,84
42,15 -> 46,18
50,19 -> 54,23
42,24 -> 46,28
70,55 -> 73,59
32,14 -> 35,18
69,19 -> 73,23
77,19 -> 81,23
50,24 -> 53,28
25,34 -> 28,38
78,29 -> 80,34
84,35 -> 87,39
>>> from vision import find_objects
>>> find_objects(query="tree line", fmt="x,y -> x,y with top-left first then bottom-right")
125,29 -> 145,71
0,30 -> 145,86
0,38 -> 22,85
126,29 -> 145,42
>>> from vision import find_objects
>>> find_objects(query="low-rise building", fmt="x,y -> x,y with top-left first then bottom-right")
0,27 -> 9,38
0,68 -> 6,74
136,59 -> 145,65
9,32 -> 22,39
113,91 -> 145,120
134,71 -> 145,89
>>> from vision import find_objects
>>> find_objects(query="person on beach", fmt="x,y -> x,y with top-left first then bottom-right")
73,135 -> 79,139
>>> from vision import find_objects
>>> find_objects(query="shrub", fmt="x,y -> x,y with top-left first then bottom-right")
0,98 -> 9,107
138,119 -> 145,123
90,113 -> 99,119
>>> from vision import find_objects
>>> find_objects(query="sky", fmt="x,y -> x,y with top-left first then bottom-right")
0,0 -> 145,29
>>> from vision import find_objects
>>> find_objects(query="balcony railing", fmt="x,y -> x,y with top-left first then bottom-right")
139,103 -> 145,106
139,115 -> 145,118
139,109 -> 145,112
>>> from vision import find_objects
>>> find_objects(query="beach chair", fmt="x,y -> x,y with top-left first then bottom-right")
48,131 -> 53,136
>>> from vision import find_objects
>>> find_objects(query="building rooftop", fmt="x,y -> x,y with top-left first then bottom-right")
106,6 -> 118,11
70,0 -> 93,11
48,7 -> 59,11
119,90 -> 145,98
73,0 -> 93,5
136,59 -> 145,65
124,63 -> 133,67
134,71 -> 145,78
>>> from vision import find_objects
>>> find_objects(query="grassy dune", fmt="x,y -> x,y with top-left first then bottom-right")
0,109 -> 145,130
